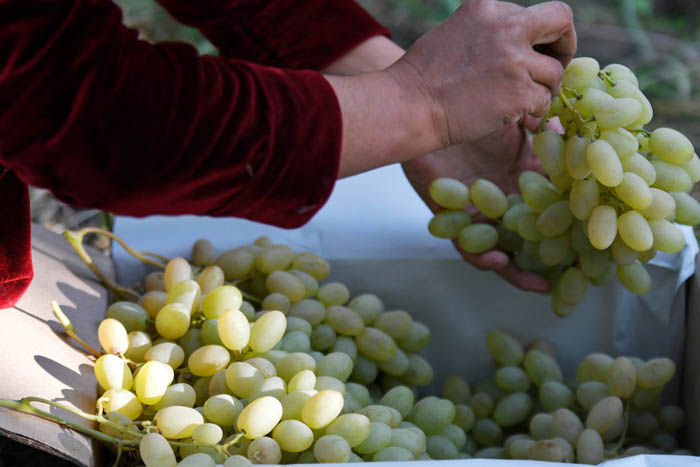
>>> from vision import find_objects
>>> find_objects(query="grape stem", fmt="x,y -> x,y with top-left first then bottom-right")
608,400 -> 631,456
51,301 -> 102,358
556,89 -> 590,138
599,70 -> 617,88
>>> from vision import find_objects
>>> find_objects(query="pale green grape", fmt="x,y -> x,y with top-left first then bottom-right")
301,390 -> 344,429
564,135 -> 591,179
471,418 -> 503,447
357,404 -> 401,428
226,361 -> 263,398
493,392 -> 532,427
332,336 -> 358,363
101,388 -> 142,420
617,261 -> 652,294
280,389 -> 316,420
615,173 -> 653,210
261,292 -> 291,313
288,299 -> 326,326
499,226 -> 525,253
287,370 -> 315,393
354,422 -> 392,454
249,310 -> 285,353
187,345 -> 230,377
239,301 -> 256,321
310,324 -> 337,351
145,342 -> 185,369
524,349 -> 563,387
271,352 -> 314,382
650,128 -> 694,165
494,366 -> 530,393
528,440 -> 566,462
191,238 -> 216,266
216,248 -> 255,281
391,427 -> 427,457
469,391 -> 494,418
199,320 -> 223,347
155,303 -> 190,340
325,305 -> 365,336
374,310 -> 412,339
177,328 -> 201,360
605,356 -> 637,399
196,265 -> 225,294
145,271 -> 165,292
379,386 -> 414,419
682,153 -> 700,183
95,354 -> 132,391
164,257 -> 191,292
107,301 -> 148,333
165,279 -> 201,315
608,80 -> 653,125
529,413 -> 553,440
315,352 -> 353,382
458,223 -> 499,253
272,420 -> 314,452
627,409 -> 660,439
403,353 -> 434,386
623,153 -> 656,185
140,432 -> 177,467
326,413 -> 372,447
574,88 -> 613,120
651,159 -> 692,192
247,436 -> 281,464
503,203 -> 532,231
577,428 -> 605,464
579,248 -> 611,279
98,318 -> 129,355
618,210 -> 653,251
124,331 -> 152,363
266,270 -> 305,303
586,396 -> 623,434
152,383 -> 196,411
216,309 -> 250,351
191,423 -> 223,446
428,210 -> 472,238
291,252 -> 331,281
637,358 -> 676,388
312,435 -> 351,463
535,200 -> 574,238
640,188 -> 676,220
256,244 -> 293,273
639,248 -> 657,263
669,191 -> 700,225
571,220 -> 594,253
237,396 -> 283,439
202,394 -> 243,426
557,267 -> 589,305
551,408 -> 583,446
453,404 -> 476,432
285,317 -> 312,336
280,331 -> 311,353
349,355 -> 378,385
138,290 -> 168,319
517,210 -> 543,242
562,57 -> 600,90
551,166 -> 574,191
539,381 -> 574,412
440,376 -> 471,405
486,329 -> 524,365
657,405 -> 685,433
649,219 -> 685,253
577,353 -> 614,382
178,453 -> 215,467
154,406 -> 203,439
519,171 -> 561,213
377,348 -> 410,376
587,205 -> 617,249
355,327 -> 397,361
348,293 -> 383,325
610,236 -> 637,265
604,63 -> 639,87
600,128 -> 638,161
317,282 -> 350,306
426,435 -> 458,460
539,234 -> 570,266
586,140 -> 623,187
533,130 -> 566,177
409,397 -> 455,435
509,438 -> 536,460
429,178 -> 470,209
287,269 -> 318,299
594,98 -> 642,129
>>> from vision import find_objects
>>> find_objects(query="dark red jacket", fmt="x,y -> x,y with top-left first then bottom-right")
0,0 -> 389,308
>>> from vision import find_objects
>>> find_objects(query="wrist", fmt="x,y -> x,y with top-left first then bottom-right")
321,36 -> 405,75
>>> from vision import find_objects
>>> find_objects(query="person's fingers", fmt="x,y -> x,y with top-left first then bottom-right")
524,115 -> 542,133
458,249 -> 510,271
493,263 -> 551,292
527,52 -> 565,98
519,2 -> 577,66
526,81 -> 555,118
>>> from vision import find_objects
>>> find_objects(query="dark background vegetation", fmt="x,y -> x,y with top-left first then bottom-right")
10,0 -> 700,464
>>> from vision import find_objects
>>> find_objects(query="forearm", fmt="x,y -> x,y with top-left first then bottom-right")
321,36 -> 405,75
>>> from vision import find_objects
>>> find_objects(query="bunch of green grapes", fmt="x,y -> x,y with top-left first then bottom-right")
437,329 -> 691,463
427,57 -> 700,316
93,237 -> 443,466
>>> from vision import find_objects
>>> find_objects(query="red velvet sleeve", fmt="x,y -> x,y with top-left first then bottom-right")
0,0 -> 343,228
154,0 -> 391,69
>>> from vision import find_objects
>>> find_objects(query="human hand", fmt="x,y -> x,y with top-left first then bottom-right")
386,0 -> 576,149
402,117 -> 552,292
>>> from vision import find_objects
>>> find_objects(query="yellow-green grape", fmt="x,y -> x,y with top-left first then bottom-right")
372,310 -> 411,340
332,336 -> 358,363
261,293 -> 290,313
651,160 -> 692,192
608,80 -> 653,125
155,303 -> 190,340
288,370 -> 316,393
550,408 -> 583,446
145,271 -> 166,292
587,205 -> 617,249
557,267 -> 589,305
627,409 -> 660,439
187,345 -> 230,377
154,406 -> 203,439
133,360 -> 174,405
325,413 -> 372,447
519,171 -> 561,213
101,388 -> 142,420
617,261 -> 652,295
390,319 -> 427,351
376,386 -> 413,420
273,352 -> 315,383
632,385 -> 663,411
308,325 -> 336,353
600,128 -> 639,161
216,248 -> 255,281
564,135 -> 592,179
574,88 -> 613,120
145,342 -> 185,369
640,188 -> 676,220
532,130 -> 566,177
503,203 -> 532,231
282,318 -> 311,339
611,236 -> 637,265
287,269 -> 318,299
164,257 -> 191,292
256,244 -> 294,273
165,279 -> 201,316
250,376 -> 287,401
469,391 -> 494,418
486,329 -> 524,366
95,354 -> 133,391
586,140 -> 623,187
138,290 -> 168,319
458,224 -> 498,253
355,422 -> 393,455
451,405 -> 475,434
623,153 -> 657,185
288,299 -> 325,327
440,425 -> 466,452
179,453 -> 215,467
603,63 -> 638,86
124,331 -> 152,363
551,295 -> 577,317
314,352 -> 352,382
355,327 -> 397,361
226,361 -> 263,398
606,357 -> 637,399
265,270 -> 305,303
347,293 -> 383,326
199,320 -> 222,347
472,418 -> 503,448
324,305 -> 365,337
152,382 -> 196,411
536,200 -> 574,237
191,238 -> 217,267
217,309 -> 250,352
349,355 -> 378,385
440,376 -> 470,405
529,412 -> 553,440
594,97 -> 642,130
177,328 -> 202,360
577,428 -> 605,464
494,366 -> 531,393
375,347 -> 408,376
291,252 -> 331,281
586,396 -> 623,434
551,172 -> 574,196
426,435 -> 458,459
280,390 -> 316,421
670,192 -> 700,225
355,405 -> 400,429
579,248 -> 611,280
428,177 -> 470,209
98,318 -> 129,355
317,282 -> 350,307
280,331 -> 311,353
658,405 -> 685,433
314,435 -> 352,463
99,411 -> 134,439
249,310 -> 285,353
576,381 -> 610,412
562,57 -> 599,89
578,353 -> 614,382
615,173 -> 653,210
528,440 -> 566,462
493,393 -> 533,427
523,350 -> 562,387
391,427 -> 427,457
106,301 -> 148,333
518,213 -> 543,243
637,358 -> 676,389
202,285 -> 243,320
428,210 -> 472,239
314,377 -> 345,398
246,436 -> 281,464
408,396 -> 455,435
345,383 -> 370,408
509,438 -> 536,459
301,389 -> 344,429
649,219 -> 685,253
682,153 -> 700,183
236,396 -> 283,439
272,420 -> 314,453
140,432 -> 176,467
402,353 -> 433,386
618,211 -> 653,251
539,381 -> 573,411
650,128 -> 694,165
